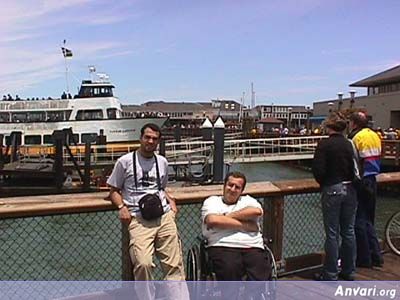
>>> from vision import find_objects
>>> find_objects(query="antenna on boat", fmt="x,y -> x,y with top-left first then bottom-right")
61,40 -> 73,93
88,65 -> 96,82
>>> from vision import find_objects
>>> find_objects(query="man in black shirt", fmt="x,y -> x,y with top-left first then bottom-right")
312,112 -> 357,281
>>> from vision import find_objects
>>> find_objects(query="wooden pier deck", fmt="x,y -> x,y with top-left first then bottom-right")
282,252 -> 400,281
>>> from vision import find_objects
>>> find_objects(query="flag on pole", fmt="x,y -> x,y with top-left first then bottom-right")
61,47 -> 73,58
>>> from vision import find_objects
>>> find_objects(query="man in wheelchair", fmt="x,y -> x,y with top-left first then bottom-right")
201,171 -> 272,281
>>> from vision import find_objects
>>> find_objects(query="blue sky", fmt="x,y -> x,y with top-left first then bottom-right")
1,0 -> 399,106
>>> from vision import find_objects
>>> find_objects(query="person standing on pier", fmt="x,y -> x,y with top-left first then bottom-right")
107,123 -> 185,285
312,112 -> 357,281
201,171 -> 271,281
348,111 -> 383,268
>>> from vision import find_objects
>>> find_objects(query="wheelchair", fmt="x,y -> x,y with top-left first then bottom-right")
186,237 -> 278,299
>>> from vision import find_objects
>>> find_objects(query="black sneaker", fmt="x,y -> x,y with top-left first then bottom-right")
372,260 -> 384,268
313,273 -> 336,281
338,272 -> 355,281
356,262 -> 372,268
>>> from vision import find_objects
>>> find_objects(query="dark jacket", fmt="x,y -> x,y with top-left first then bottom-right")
312,133 -> 354,186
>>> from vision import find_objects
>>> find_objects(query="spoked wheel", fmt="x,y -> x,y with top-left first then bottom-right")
385,211 -> 400,256
186,245 -> 201,281
265,247 -> 278,281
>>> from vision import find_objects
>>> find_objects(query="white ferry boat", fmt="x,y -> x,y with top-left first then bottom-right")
0,74 -> 166,146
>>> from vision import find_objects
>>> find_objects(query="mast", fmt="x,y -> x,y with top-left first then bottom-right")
251,82 -> 255,108
61,40 -> 73,93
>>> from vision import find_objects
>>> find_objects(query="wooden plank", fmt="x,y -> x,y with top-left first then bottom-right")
0,192 -> 113,218
167,181 -> 281,203
284,252 -> 324,273
272,178 -> 320,194
281,253 -> 400,281
264,195 -> 285,261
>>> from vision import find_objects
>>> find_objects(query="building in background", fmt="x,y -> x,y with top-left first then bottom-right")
255,104 -> 312,131
313,65 -> 400,129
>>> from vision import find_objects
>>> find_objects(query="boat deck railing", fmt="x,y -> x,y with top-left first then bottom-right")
0,172 -> 399,280
4,138 -> 400,168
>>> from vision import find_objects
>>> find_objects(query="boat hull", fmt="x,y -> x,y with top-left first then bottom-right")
0,117 -> 167,144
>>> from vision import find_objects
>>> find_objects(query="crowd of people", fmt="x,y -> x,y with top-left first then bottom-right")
106,113 -> 385,291
122,111 -> 165,118
2,94 -> 55,101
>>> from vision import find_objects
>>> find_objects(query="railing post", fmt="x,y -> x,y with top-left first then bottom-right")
0,134 -> 4,169
121,223 -> 134,280
54,139 -> 64,191
83,141 -> 91,191
263,195 -> 284,261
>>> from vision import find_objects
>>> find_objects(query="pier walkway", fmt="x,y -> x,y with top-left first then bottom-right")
165,135 -> 323,166
282,252 -> 400,281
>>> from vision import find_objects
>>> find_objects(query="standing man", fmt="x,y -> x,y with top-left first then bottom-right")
312,112 -> 357,281
107,123 -> 185,283
201,171 -> 271,281
349,112 -> 383,268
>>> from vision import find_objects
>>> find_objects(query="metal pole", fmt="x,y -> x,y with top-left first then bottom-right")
64,56 -> 70,93
83,141 -> 91,191
213,117 -> 225,183
201,118 -> 213,141
54,138 -> 64,191
0,134 -> 3,169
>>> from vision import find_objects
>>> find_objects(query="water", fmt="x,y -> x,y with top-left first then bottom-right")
230,161 -> 312,182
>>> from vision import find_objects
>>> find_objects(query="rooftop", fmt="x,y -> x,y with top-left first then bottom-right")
350,64 -> 400,87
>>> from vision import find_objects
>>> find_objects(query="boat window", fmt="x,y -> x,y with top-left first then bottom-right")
80,87 -> 93,98
78,85 -> 114,98
5,134 -> 22,146
107,108 -> 117,119
43,135 -> 53,144
47,111 -> 66,121
76,110 -> 103,120
81,133 -> 98,144
101,87 -> 113,97
24,135 -> 42,145
0,112 -> 9,122
68,134 -> 79,145
11,113 -> 27,123
28,112 -> 46,122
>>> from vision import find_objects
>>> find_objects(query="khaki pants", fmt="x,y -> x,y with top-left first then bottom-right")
128,210 -> 185,281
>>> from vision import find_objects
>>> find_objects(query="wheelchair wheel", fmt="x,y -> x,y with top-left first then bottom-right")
385,211 -> 400,256
265,247 -> 278,280
186,245 -> 201,281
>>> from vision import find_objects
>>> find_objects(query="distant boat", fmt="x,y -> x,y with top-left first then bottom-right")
0,72 -> 166,146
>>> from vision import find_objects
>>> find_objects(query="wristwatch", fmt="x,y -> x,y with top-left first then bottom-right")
117,203 -> 125,209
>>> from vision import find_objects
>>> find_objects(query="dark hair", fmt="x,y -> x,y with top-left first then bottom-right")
349,111 -> 368,128
323,112 -> 347,132
140,123 -> 162,138
224,171 -> 247,191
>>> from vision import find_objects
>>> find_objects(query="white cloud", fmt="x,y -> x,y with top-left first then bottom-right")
0,1 -> 136,94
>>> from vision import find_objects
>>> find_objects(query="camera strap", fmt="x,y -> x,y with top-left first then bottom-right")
133,151 -> 162,191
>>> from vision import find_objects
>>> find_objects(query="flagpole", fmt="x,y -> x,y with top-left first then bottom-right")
64,56 -> 70,93
63,40 -> 70,93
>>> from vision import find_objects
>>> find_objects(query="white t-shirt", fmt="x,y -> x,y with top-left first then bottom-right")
107,151 -> 170,216
201,195 -> 264,249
